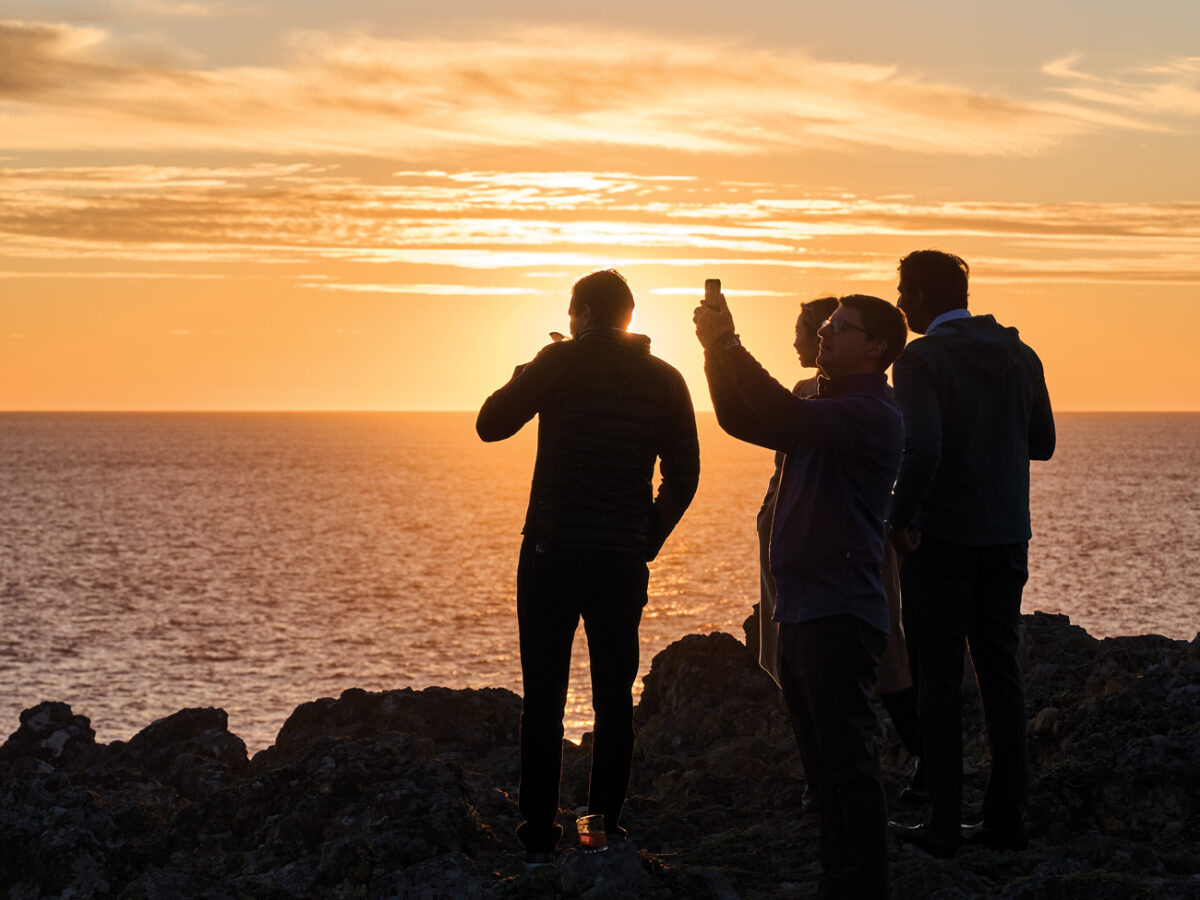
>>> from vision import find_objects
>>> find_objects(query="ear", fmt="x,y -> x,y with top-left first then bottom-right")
865,335 -> 889,364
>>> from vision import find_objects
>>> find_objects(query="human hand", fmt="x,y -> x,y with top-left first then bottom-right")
693,289 -> 735,349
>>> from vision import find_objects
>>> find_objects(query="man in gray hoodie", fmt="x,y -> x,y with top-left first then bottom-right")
887,250 -> 1055,859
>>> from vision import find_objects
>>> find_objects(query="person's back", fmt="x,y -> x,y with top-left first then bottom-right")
476,268 -> 698,866
889,315 -> 1054,545
494,329 -> 696,557
888,250 -> 1054,860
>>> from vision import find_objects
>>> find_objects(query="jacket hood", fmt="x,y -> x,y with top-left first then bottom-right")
923,314 -> 1022,376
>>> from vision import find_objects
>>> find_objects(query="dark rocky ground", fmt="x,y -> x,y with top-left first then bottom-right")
2,611 -> 1198,899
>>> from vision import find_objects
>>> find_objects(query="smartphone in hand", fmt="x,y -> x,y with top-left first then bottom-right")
704,278 -> 722,310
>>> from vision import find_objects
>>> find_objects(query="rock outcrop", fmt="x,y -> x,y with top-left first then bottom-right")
1,612 -> 1198,898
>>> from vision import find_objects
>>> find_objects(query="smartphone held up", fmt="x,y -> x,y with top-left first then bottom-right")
704,278 -> 722,311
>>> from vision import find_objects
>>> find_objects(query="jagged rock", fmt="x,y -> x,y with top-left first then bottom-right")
120,867 -> 238,900
116,707 -> 247,774
558,842 -> 652,898
109,707 -> 249,802
0,700 -> 99,769
0,759 -> 125,898
254,685 -> 522,785
2,613 -> 1199,899
377,852 -> 490,899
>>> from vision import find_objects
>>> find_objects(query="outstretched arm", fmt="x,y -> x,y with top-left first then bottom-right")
475,345 -> 560,441
694,289 -> 812,451
702,340 -> 788,449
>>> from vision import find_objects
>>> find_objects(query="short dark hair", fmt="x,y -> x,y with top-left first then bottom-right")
570,269 -> 635,328
898,250 -> 969,315
798,296 -> 838,334
838,294 -> 908,371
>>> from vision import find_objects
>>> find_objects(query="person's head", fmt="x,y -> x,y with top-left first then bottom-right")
569,269 -> 635,337
794,296 -> 839,368
816,294 -> 908,376
896,250 -> 969,334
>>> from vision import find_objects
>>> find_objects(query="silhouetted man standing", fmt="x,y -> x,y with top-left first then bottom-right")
696,289 -> 907,899
477,269 -> 699,866
887,250 -> 1055,858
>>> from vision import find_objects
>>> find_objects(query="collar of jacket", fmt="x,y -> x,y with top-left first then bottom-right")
815,371 -> 889,398
576,328 -> 651,352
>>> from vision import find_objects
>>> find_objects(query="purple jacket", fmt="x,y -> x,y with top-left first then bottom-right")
705,340 -> 903,634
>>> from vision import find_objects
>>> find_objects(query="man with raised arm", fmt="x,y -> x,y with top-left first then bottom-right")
887,250 -> 1055,859
695,288 -> 907,900
477,269 -> 700,868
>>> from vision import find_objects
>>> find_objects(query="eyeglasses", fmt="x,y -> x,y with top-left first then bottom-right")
821,317 -> 868,335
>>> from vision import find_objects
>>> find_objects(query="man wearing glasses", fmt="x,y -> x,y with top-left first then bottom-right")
695,291 -> 907,900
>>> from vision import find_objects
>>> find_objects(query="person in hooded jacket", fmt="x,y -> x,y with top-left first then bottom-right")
886,250 -> 1055,859
477,269 -> 699,866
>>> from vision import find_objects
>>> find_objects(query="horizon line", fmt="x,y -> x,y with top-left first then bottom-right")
2,408 -> 1199,415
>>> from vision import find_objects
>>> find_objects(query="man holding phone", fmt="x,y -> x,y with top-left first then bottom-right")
695,285 -> 906,899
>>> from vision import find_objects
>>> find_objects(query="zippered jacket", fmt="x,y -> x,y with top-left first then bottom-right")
705,339 -> 903,635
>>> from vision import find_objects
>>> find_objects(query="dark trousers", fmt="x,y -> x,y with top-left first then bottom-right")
778,615 -> 889,900
900,536 -> 1029,836
515,537 -> 647,852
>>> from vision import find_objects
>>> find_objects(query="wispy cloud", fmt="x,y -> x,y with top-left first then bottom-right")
1043,54 -> 1200,117
0,20 -> 1187,157
2,166 -> 1198,285
0,269 -> 227,278
117,0 -> 259,18
301,282 -> 547,295
0,20 -> 115,96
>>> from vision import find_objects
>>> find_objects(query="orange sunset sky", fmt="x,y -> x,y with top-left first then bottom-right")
2,1 -> 1198,411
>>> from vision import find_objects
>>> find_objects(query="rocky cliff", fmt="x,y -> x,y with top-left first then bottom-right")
2,612 -> 1198,899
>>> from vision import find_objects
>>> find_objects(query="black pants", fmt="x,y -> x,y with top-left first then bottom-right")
900,536 -> 1029,836
778,615 -> 888,900
515,537 -> 647,852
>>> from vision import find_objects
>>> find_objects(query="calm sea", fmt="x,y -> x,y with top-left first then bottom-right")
2,412 -> 1197,752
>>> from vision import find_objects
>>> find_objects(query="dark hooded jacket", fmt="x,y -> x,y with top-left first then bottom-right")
476,328 -> 699,560
888,314 -> 1055,544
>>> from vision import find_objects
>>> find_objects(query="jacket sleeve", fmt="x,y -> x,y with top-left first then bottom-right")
647,370 -> 701,561
475,344 -> 561,442
1028,353 -> 1056,461
702,343 -> 781,450
709,341 -> 885,454
887,348 -> 943,530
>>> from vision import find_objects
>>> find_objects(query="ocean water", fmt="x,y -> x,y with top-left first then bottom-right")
1,412 -> 1197,752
